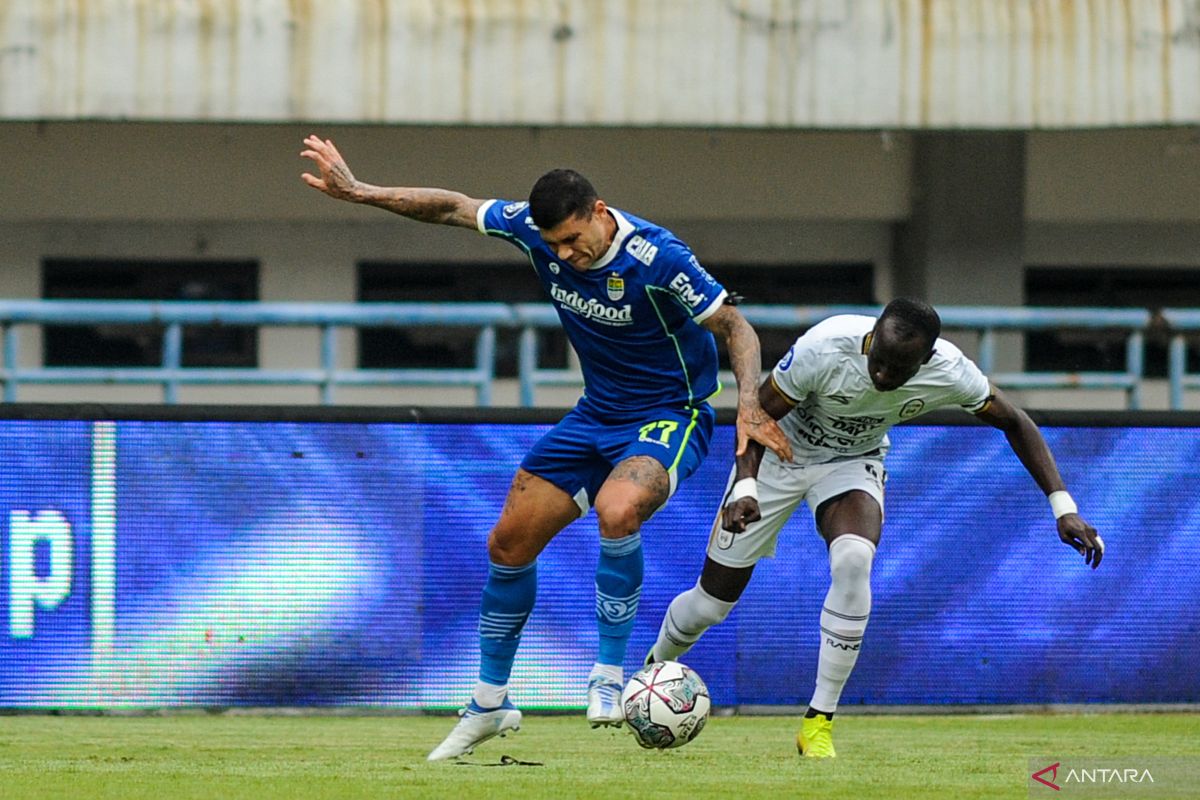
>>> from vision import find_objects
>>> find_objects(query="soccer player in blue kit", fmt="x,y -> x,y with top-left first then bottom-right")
300,135 -> 792,760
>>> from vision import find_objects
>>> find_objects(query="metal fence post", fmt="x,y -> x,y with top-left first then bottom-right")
977,328 -> 996,376
1168,334 -> 1186,411
518,326 -> 538,407
1125,331 -> 1144,411
475,325 -> 496,407
321,325 -> 337,405
162,323 -> 183,404
2,324 -> 16,403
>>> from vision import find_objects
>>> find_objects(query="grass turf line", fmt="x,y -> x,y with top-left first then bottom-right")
0,713 -> 1196,800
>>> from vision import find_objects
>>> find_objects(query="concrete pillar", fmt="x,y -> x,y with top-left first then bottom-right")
894,132 -> 1026,367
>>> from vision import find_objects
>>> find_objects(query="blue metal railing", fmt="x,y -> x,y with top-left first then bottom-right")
0,300 -> 1190,408
516,304 -> 1153,408
1161,310 -> 1200,411
0,300 -> 514,405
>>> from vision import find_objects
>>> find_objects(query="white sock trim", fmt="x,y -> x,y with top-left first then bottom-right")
829,533 -> 877,556
473,680 -> 508,708
589,663 -> 623,684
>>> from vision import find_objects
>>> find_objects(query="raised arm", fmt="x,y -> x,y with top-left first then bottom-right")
720,375 -> 794,533
300,135 -> 483,229
701,304 -> 792,462
974,387 -> 1104,568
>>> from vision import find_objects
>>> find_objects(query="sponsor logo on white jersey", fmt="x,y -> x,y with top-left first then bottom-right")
625,235 -> 659,265
669,272 -> 708,309
550,283 -> 633,326
778,345 -> 796,371
899,398 -> 926,418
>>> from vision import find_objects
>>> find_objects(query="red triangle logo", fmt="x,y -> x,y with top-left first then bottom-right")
1032,762 -> 1061,791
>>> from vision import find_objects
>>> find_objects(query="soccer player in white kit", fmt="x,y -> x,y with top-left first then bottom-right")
647,298 -> 1104,758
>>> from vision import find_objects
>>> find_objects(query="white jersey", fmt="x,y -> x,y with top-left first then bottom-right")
770,315 -> 991,466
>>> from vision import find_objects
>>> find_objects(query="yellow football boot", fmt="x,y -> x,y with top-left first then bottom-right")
796,714 -> 836,759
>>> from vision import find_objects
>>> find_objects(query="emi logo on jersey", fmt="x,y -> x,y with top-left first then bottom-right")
606,275 -> 625,301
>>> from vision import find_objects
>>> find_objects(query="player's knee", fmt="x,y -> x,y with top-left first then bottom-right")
487,529 -> 535,567
695,586 -> 736,627
829,535 -> 875,590
675,582 -> 736,630
595,499 -> 644,539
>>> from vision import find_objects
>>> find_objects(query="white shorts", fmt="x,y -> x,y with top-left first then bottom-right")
705,455 -> 886,568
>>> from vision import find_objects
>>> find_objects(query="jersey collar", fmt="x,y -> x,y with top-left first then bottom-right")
588,208 -> 635,270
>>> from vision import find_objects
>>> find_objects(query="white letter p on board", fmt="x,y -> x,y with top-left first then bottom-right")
8,510 -> 73,638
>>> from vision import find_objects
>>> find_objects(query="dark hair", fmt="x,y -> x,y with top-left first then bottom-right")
879,297 -> 941,350
528,169 -> 598,229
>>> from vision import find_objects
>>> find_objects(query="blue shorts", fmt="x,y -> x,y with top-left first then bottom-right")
521,401 -> 716,516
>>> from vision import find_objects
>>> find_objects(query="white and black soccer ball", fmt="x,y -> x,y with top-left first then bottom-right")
621,660 -> 711,749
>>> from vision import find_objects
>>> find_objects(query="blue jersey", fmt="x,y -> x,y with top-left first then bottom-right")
477,200 -> 728,416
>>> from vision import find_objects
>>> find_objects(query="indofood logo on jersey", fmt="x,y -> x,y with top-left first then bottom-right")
550,283 -> 633,326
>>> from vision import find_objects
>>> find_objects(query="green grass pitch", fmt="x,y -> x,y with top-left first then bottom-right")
1,712 -> 1196,799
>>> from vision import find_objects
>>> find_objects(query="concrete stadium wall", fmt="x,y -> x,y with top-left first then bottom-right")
4,0 -> 1198,128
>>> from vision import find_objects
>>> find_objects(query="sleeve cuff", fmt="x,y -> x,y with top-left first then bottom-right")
768,373 -> 801,406
475,199 -> 497,235
692,289 -> 728,324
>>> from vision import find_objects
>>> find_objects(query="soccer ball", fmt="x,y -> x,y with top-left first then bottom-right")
621,660 -> 711,749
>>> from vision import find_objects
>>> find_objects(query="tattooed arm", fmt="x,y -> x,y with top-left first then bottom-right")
300,135 -> 483,229
701,305 -> 792,461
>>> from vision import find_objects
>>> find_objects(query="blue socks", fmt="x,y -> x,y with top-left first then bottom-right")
477,560 -> 537,690
595,532 -> 643,666
474,532 -> 643,702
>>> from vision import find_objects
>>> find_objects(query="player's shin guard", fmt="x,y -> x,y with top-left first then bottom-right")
811,534 -> 875,714
476,560 -> 537,706
652,581 -> 735,662
595,532 -> 643,666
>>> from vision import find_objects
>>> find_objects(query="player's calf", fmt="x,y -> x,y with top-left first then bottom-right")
650,581 -> 735,662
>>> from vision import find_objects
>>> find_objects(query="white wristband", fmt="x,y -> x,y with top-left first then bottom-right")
731,478 -> 758,502
1048,490 -> 1078,519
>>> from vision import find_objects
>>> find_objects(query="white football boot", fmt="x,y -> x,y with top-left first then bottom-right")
427,698 -> 522,761
586,674 -> 625,728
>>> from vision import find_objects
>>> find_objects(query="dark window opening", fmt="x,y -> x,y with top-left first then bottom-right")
42,259 -> 258,368
358,262 -> 567,376
715,263 -> 875,369
1025,267 -> 1200,377
358,261 -> 874,374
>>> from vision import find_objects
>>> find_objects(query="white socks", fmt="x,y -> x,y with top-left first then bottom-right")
589,663 -> 623,684
649,533 -> 873,714
810,534 -> 875,714
473,680 -> 508,709
652,581 -> 736,662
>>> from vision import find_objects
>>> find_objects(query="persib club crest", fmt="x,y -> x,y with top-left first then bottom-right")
607,275 -> 625,301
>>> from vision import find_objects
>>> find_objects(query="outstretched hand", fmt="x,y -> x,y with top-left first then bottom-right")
736,404 -> 792,462
1058,513 -> 1104,568
300,135 -> 360,201
721,496 -> 762,533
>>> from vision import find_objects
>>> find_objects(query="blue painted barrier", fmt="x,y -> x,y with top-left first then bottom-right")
0,300 -> 1185,408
